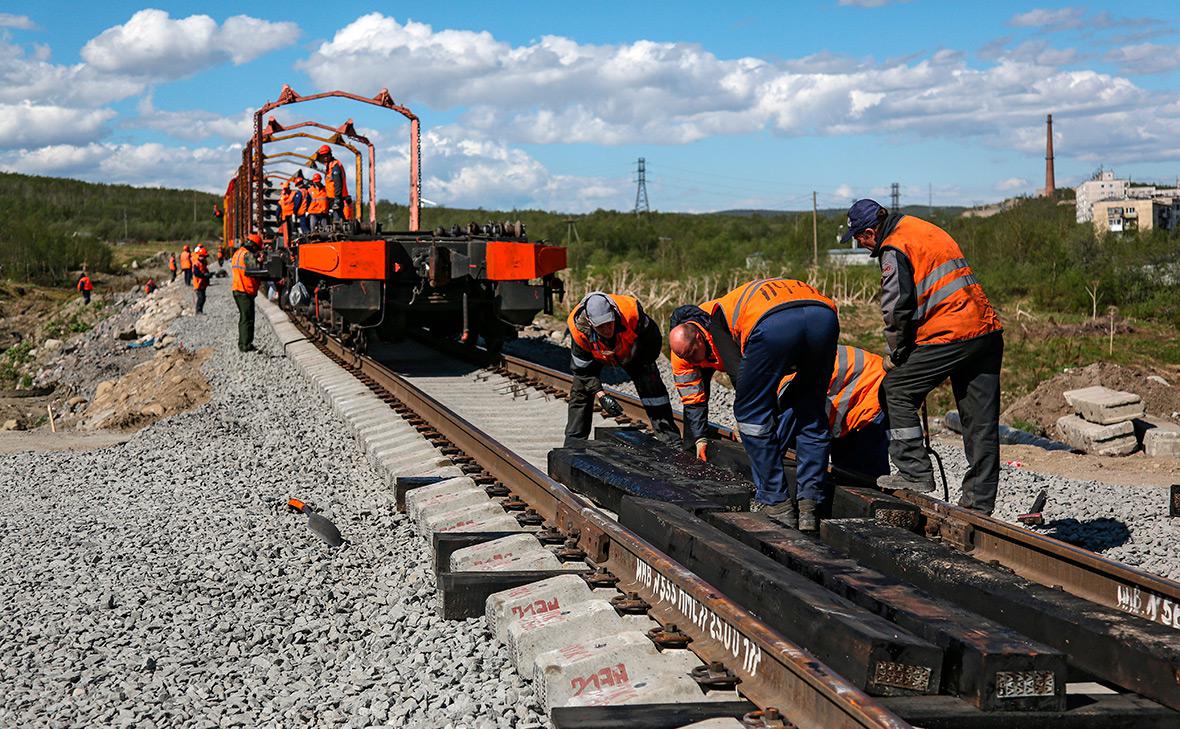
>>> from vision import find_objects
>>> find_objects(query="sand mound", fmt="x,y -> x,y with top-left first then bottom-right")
80,346 -> 212,431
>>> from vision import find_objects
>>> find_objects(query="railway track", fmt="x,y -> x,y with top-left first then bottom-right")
272,302 -> 1180,729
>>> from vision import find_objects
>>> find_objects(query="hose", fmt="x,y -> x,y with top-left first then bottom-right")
921,400 -> 950,502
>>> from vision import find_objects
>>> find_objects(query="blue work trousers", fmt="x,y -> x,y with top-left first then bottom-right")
830,413 -> 890,478
734,305 -> 838,505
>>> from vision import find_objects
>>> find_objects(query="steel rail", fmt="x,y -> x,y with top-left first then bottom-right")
490,352 -> 1180,632
303,327 -> 912,729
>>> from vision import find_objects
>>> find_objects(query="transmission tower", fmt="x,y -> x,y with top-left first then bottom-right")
890,182 -> 900,211
633,158 -> 650,215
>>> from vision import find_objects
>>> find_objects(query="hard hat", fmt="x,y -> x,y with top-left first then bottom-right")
316,144 -> 331,156
312,173 -> 322,182
183,244 -> 190,251
282,181 -> 290,189
248,233 -> 262,244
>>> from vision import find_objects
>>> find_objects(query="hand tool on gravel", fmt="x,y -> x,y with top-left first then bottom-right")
287,497 -> 344,547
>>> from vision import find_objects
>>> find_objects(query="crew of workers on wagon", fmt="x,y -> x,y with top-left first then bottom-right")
566,199 -> 1002,531
278,145 -> 352,237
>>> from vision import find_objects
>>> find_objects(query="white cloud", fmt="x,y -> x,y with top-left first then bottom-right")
0,141 -> 241,192
297,13 -> 1172,166
131,95 -> 254,141
0,37 -> 144,106
1106,43 -> 1180,75
996,177 -> 1030,191
0,102 -> 115,149
81,9 -> 298,81
0,13 -> 36,29
1010,8 -> 1086,31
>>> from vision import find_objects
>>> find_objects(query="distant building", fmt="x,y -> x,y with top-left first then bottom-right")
1075,170 -> 1129,223
1091,197 -> 1180,234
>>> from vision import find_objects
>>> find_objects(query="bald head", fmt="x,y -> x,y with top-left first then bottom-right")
669,323 -> 709,364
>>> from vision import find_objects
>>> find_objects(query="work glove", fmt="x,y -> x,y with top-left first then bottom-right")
596,391 -> 623,417
695,438 -> 709,462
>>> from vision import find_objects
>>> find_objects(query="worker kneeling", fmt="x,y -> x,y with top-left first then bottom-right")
669,279 -> 838,530
565,293 -> 679,446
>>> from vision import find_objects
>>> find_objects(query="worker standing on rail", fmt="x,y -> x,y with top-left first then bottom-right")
297,180 -> 311,233
670,311 -> 890,485
192,252 -> 210,314
180,245 -> 192,287
168,254 -> 177,282
231,235 -> 262,352
76,272 -> 93,305
316,145 -> 348,223
307,174 -> 328,231
669,279 -> 838,530
564,293 -> 680,447
843,199 -> 1004,514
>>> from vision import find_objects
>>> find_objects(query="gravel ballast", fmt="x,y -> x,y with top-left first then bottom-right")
0,282 -> 540,728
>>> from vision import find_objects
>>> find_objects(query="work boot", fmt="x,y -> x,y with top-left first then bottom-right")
877,473 -> 936,493
751,499 -> 798,529
797,499 -> 818,531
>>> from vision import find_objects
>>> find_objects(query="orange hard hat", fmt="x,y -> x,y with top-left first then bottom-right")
183,244 -> 190,251
312,173 -> 322,182
282,181 -> 290,189
248,233 -> 262,244
316,144 -> 331,156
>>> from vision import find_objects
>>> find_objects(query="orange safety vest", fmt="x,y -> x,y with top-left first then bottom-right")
169,257 -> 177,272
297,188 -> 310,215
566,294 -> 642,367
325,158 -> 348,199
77,276 -> 92,292
881,217 -> 1002,345
775,346 -> 886,437
192,260 -> 209,291
308,185 -> 328,214
705,279 -> 836,353
231,248 -> 259,297
194,244 -> 207,259
279,189 -> 296,217
180,251 -> 191,270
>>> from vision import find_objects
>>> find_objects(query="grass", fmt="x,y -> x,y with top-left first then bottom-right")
0,341 -> 35,389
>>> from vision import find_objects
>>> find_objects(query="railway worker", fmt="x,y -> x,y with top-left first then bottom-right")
842,198 -> 1004,514
278,181 -> 300,238
76,272 -> 93,305
296,180 -> 312,233
180,245 -> 193,286
231,235 -> 262,352
144,278 -> 157,295
315,145 -> 348,223
669,279 -> 838,530
168,254 -> 177,282
564,292 -> 679,447
670,310 -> 890,484
192,253 -> 210,314
307,174 -> 329,231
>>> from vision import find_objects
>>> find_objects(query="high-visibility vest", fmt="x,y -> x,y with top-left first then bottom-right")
775,345 -> 885,437
279,189 -> 296,217
308,185 -> 328,214
325,158 -> 348,199
168,257 -> 176,272
566,294 -> 642,367
705,279 -> 836,354
231,248 -> 259,297
192,261 -> 209,291
77,276 -> 92,292
671,315 -> 794,408
297,188 -> 311,215
180,251 -> 191,270
881,216 -> 1002,345
194,244 -> 207,259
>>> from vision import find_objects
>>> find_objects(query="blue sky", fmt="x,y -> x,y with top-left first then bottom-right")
2,1 -> 1179,212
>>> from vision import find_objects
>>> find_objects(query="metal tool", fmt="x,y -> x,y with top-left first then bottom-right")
287,497 -> 344,547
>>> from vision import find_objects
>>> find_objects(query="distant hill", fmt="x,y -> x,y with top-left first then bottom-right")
718,205 -> 970,218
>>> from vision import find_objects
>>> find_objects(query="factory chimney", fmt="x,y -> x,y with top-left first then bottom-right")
1044,114 -> 1055,197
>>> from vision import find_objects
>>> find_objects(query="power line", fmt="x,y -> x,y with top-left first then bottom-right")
633,157 -> 650,215
891,182 -> 900,211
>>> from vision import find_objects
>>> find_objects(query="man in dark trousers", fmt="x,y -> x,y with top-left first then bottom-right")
564,292 -> 679,446
231,236 -> 262,352
192,252 -> 210,314
669,279 -> 839,530
842,198 -> 1004,514
76,272 -> 93,304
315,145 -> 348,223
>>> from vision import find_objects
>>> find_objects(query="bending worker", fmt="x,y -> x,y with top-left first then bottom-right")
565,292 -> 679,446
669,279 -> 838,529
842,198 -> 1003,514
670,309 -> 889,481
231,235 -> 262,353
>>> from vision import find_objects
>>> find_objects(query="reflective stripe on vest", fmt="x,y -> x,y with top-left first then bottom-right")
325,159 -> 348,199
231,248 -> 258,296
279,190 -> 296,217
308,186 -> 328,214
777,345 -> 884,437
567,294 -> 642,367
297,190 -> 310,215
709,279 -> 836,353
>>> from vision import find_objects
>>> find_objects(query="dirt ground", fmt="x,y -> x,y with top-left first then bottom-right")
1002,361 -> 1180,434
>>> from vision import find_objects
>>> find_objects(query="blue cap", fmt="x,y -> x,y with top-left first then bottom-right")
840,199 -> 885,243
